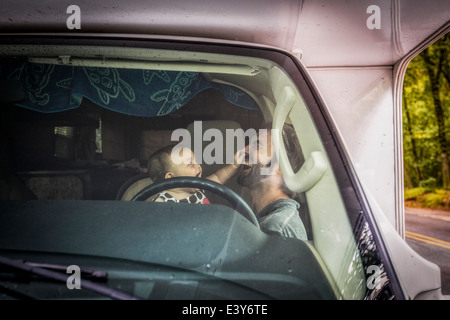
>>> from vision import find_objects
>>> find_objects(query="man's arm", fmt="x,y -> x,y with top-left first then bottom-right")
206,149 -> 244,184
207,163 -> 240,185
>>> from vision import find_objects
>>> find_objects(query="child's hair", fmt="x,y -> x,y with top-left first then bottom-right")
147,144 -> 178,183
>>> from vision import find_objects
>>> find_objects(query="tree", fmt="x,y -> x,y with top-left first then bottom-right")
421,34 -> 450,189
403,33 -> 450,190
402,90 -> 422,187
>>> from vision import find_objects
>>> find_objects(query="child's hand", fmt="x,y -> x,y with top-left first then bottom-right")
234,148 -> 246,168
208,147 -> 246,184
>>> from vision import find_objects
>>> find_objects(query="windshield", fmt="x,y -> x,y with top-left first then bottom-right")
0,39 -> 395,300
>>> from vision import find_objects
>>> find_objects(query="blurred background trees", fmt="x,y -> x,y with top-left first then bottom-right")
403,33 -> 449,209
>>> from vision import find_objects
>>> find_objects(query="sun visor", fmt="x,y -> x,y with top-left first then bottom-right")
1,62 -> 259,116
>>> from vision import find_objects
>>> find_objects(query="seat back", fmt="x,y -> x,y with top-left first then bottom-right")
116,173 -> 153,201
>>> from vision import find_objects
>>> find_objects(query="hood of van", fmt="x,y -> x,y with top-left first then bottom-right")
0,0 -> 448,66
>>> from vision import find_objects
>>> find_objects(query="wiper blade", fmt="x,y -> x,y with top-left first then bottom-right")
0,255 -> 140,300
26,262 -> 107,282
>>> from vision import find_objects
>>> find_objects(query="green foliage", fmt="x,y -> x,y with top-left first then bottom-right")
404,188 -> 450,209
403,33 -> 450,194
419,177 -> 437,189
423,190 -> 448,208
404,187 -> 427,200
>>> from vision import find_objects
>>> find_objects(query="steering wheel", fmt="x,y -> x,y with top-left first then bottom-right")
131,177 -> 259,229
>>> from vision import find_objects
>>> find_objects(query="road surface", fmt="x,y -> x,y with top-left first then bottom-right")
405,207 -> 450,296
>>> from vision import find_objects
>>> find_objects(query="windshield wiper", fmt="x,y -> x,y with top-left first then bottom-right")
26,262 -> 107,282
0,255 -> 140,300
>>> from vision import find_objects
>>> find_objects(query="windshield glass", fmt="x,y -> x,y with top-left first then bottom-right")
0,40 -> 394,300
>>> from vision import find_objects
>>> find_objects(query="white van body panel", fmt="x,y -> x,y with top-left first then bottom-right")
292,0 -> 450,67
308,67 -> 397,226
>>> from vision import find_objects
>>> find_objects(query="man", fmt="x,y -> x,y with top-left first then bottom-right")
237,123 -> 308,240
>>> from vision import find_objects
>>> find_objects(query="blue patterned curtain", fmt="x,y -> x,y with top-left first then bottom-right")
3,63 -> 258,116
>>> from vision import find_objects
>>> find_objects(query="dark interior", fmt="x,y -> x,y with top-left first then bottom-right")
1,87 -> 264,202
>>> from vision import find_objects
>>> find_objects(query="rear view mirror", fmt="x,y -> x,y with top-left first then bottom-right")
0,79 -> 27,103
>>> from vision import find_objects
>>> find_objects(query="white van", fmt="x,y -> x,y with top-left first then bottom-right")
0,0 -> 448,300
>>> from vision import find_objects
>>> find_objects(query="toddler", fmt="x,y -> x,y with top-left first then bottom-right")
147,144 -> 242,203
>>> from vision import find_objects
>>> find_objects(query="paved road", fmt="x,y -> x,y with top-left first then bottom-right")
405,207 -> 450,296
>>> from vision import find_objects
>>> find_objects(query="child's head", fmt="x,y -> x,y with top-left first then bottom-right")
148,144 -> 202,183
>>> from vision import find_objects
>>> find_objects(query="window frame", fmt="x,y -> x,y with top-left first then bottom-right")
0,34 -> 404,299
